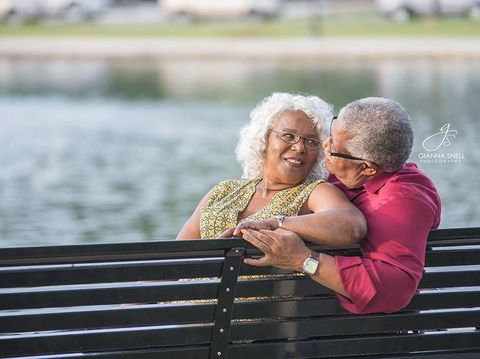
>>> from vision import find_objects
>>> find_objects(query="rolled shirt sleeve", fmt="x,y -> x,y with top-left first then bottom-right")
334,197 -> 438,314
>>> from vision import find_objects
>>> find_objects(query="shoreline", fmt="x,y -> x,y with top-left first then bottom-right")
1,37 -> 480,59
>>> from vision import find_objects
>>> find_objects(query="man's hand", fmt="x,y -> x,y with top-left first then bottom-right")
241,228 -> 311,272
218,218 -> 278,238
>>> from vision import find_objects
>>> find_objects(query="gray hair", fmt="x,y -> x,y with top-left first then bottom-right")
338,97 -> 413,172
236,92 -> 334,179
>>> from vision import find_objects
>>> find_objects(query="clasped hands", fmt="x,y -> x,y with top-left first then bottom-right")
219,219 -> 310,273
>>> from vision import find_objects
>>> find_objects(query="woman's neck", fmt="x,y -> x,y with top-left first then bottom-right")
258,178 -> 298,194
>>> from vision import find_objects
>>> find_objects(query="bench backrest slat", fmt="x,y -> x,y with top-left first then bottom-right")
1,328 -> 213,358
0,240 -> 245,264
425,247 -> 480,266
0,259 -> 224,288
227,331 -> 480,358
36,347 -> 211,359
229,310 -> 480,340
1,303 -> 216,333
0,281 -> 220,310
420,267 -> 480,287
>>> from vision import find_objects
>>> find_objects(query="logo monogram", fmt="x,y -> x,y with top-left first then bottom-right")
422,123 -> 458,152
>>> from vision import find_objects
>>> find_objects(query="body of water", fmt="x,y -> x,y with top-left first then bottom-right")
0,57 -> 478,246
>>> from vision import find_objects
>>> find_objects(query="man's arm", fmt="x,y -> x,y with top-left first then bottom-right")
334,198 -> 436,313
222,182 -> 367,247
242,197 -> 438,314
241,228 -> 350,298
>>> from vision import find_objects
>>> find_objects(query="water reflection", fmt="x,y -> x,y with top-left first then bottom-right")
0,57 -> 478,246
0,58 -> 380,102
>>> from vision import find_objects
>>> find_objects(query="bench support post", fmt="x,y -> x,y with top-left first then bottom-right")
209,247 -> 246,359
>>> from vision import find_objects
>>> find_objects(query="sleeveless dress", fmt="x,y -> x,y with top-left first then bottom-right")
200,178 -> 324,239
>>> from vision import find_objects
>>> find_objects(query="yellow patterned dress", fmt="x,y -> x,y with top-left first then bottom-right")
200,178 -> 324,239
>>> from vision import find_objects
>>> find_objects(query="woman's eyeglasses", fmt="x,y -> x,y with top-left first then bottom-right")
271,129 -> 322,150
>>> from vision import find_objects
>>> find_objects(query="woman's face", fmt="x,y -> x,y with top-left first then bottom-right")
263,110 -> 321,186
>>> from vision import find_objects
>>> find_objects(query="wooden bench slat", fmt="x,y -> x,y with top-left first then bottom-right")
407,288 -> 480,310
331,353 -> 480,359
14,346 -> 210,359
0,325 -> 213,357
419,266 -> 480,288
427,227 -> 480,241
0,239 -> 245,264
234,289 -> 480,318
0,259 -> 223,288
0,281 -> 220,310
15,348 -> 480,359
0,303 -> 216,333
425,247 -> 480,266
230,309 -> 480,341
228,331 -> 480,358
70,347 -> 210,359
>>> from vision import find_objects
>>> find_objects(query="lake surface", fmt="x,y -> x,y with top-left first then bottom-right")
0,57 -> 478,247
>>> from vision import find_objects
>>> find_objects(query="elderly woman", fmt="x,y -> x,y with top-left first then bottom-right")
177,93 -> 366,246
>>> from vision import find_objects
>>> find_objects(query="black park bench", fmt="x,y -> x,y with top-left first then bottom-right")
1,227 -> 480,358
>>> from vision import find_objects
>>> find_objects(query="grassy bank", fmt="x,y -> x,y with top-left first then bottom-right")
1,15 -> 479,37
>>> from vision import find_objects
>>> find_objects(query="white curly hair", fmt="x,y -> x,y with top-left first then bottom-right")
236,92 -> 334,180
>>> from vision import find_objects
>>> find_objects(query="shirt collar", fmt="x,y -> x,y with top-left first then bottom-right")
363,170 -> 396,194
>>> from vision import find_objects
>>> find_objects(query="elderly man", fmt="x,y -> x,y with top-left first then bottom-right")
235,97 -> 441,314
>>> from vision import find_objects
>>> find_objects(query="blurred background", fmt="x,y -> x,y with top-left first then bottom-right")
0,0 -> 479,246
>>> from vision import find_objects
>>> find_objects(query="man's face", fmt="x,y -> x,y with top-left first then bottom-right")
322,118 -> 366,188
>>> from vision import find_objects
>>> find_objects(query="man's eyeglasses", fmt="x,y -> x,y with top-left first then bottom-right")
271,129 -> 322,150
327,115 -> 369,162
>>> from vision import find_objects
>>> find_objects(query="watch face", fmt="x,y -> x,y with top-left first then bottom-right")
304,257 -> 319,275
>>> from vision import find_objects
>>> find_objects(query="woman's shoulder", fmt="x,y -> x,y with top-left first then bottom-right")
306,177 -> 350,208
208,178 -> 257,204
308,178 -> 339,192
305,178 -> 346,200
212,178 -> 255,191
302,177 -> 327,189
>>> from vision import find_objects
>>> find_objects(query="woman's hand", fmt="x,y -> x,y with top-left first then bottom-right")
218,218 -> 278,238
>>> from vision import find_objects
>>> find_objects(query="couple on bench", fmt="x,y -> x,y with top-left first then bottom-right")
177,93 -> 441,314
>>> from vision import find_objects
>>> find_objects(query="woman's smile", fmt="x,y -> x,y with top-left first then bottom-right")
284,156 -> 305,167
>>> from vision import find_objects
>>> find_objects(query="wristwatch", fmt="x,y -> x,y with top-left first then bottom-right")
277,215 -> 286,228
302,251 -> 320,276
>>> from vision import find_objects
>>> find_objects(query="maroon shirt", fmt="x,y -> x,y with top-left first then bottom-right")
329,163 -> 441,314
